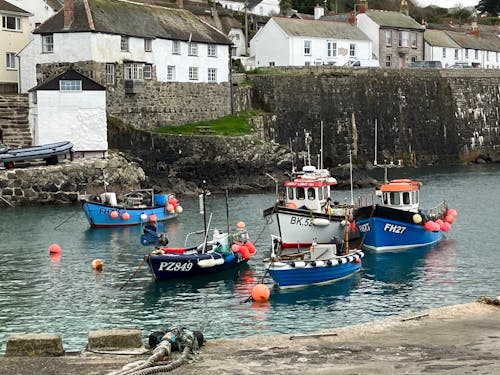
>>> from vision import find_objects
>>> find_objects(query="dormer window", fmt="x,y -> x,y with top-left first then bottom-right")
60,80 -> 82,92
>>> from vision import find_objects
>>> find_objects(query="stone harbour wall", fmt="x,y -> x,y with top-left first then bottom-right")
0,154 -> 145,207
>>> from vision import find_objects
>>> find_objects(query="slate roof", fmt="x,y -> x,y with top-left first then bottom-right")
34,0 -> 232,45
271,17 -> 370,41
47,0 -> 64,10
0,0 -> 31,15
29,69 -> 105,91
424,29 -> 461,48
447,30 -> 500,52
363,10 -> 425,31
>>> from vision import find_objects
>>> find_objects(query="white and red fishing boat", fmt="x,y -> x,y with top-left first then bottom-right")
263,131 -> 357,249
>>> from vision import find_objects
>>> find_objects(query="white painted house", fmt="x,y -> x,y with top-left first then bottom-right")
28,69 -> 107,157
250,17 -> 372,67
218,0 -> 280,17
18,0 -> 233,92
5,0 -> 61,31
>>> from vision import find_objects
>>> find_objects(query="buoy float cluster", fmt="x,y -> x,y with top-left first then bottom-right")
413,208 -> 458,232
108,196 -> 183,220
48,244 -> 104,271
166,196 -> 183,214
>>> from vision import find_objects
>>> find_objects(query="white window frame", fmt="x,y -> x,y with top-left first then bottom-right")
59,80 -> 82,92
410,32 -> 417,48
304,40 -> 311,55
6,53 -> 16,69
385,30 -> 392,46
208,68 -> 217,82
442,48 -> 446,58
172,40 -> 180,54
398,31 -> 409,47
42,34 -> 53,53
121,36 -> 129,52
144,38 -> 152,52
474,49 -> 479,59
189,67 -> 198,81
207,44 -> 217,57
327,41 -> 337,57
2,16 -> 21,31
188,42 -> 198,56
385,54 -> 391,67
124,63 -> 144,80
167,66 -> 175,81
465,49 -> 469,59
349,43 -> 356,57
144,64 -> 152,79
105,63 -> 115,85
454,49 -> 459,60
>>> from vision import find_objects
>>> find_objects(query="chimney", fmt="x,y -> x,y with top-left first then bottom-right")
348,11 -> 356,25
358,0 -> 367,14
64,0 -> 74,29
314,4 -> 325,20
470,12 -> 480,36
400,0 -> 409,16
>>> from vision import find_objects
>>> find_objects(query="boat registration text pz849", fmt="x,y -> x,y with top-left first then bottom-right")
383,223 -> 407,234
158,262 -> 194,272
289,217 -> 313,226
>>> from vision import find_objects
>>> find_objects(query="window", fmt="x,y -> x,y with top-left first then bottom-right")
304,40 -> 311,55
305,61 -> 311,66
385,30 -> 392,46
167,66 -> 175,81
121,36 -> 129,52
385,54 -> 392,67
410,32 -> 417,48
497,52 -> 499,63
389,192 -> 400,205
144,38 -> 152,52
398,31 -> 409,47
124,63 -> 144,80
59,80 -> 82,91
208,68 -> 217,82
486,51 -> 490,62
349,43 -> 356,57
411,56 -> 416,63
172,40 -> 180,54
189,67 -> 198,80
231,47 -> 237,57
327,41 -> 337,57
454,49 -> 459,60
474,49 -> 479,59
144,64 -> 152,79
188,42 -> 198,56
287,188 -> 293,200
42,34 -> 53,53
307,188 -> 315,200
207,44 -> 217,57
6,53 -> 15,69
269,61 -> 275,66
442,48 -> 446,58
403,192 -> 410,205
105,63 -> 115,85
297,188 -> 305,200
2,16 -> 20,31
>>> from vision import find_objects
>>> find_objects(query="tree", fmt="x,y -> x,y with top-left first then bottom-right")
450,7 -> 472,25
476,0 -> 500,16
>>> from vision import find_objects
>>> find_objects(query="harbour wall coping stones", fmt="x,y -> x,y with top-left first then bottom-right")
5,334 -> 64,357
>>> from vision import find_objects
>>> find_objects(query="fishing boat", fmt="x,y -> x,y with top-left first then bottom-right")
80,188 -> 181,228
263,130 -> 357,248
0,141 -> 73,168
143,188 -> 256,281
354,178 -> 457,252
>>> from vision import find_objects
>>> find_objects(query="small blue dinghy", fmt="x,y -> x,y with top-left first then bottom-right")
0,141 -> 73,168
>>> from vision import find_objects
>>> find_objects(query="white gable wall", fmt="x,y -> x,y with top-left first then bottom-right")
250,19 -> 290,66
251,0 -> 280,17
356,14 -> 380,59
5,0 -> 57,31
228,28 -> 246,56
33,90 -> 107,153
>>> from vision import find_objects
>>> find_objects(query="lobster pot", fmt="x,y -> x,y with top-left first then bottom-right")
213,230 -> 232,256
310,244 -> 336,260
154,193 -> 167,206
100,192 -> 117,206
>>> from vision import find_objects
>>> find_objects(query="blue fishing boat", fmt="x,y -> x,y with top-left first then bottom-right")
354,179 -> 456,252
143,187 -> 256,281
80,189 -> 181,228
264,235 -> 364,289
0,141 -> 73,168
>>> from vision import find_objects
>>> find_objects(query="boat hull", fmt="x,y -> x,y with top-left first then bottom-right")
355,207 -> 443,251
263,205 -> 358,248
0,141 -> 73,163
82,201 -> 177,228
146,252 -> 248,281
265,251 -> 363,289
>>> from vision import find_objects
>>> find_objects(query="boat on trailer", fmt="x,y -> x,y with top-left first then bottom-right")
354,178 -> 456,252
0,141 -> 73,168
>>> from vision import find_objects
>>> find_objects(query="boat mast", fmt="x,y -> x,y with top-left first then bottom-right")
349,148 -> 354,205
320,120 -> 324,170
225,189 -> 230,234
374,118 -> 378,166
305,131 -> 312,166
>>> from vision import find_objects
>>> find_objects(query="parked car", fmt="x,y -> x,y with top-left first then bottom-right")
410,60 -> 442,68
344,59 -> 380,67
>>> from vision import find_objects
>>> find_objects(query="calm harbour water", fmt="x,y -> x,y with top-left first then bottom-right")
1,164 -> 499,352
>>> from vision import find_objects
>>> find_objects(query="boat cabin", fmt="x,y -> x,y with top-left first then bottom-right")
376,179 -> 421,212
284,166 -> 338,212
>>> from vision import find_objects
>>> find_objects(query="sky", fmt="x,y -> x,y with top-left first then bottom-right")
412,0 -> 480,8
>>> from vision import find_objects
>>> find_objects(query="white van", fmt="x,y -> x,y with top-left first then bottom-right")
344,59 -> 380,68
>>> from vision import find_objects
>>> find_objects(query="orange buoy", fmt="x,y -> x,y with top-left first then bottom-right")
236,221 -> 246,229
92,259 -> 104,271
447,208 -> 457,218
48,244 -> 61,254
245,241 -> 257,255
239,245 -> 250,260
251,284 -> 270,302
121,212 -> 130,221
110,210 -> 119,219
231,244 -> 239,252
445,214 -> 455,224
149,214 -> 157,222
166,203 -> 174,213
286,202 -> 297,209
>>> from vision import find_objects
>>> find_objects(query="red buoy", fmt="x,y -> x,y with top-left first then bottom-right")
48,244 -> 61,254
251,284 -> 270,302
110,210 -> 119,219
121,212 -> 130,221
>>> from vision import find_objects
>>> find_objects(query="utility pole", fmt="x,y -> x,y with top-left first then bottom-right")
244,0 -> 248,55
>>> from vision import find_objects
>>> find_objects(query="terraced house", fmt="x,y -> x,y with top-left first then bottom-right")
19,0 -> 234,128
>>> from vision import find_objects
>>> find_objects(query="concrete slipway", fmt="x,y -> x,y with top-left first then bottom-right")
1,299 -> 499,375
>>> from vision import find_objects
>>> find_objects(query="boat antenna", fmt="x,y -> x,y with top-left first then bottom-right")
225,189 -> 230,235
374,118 -> 378,166
349,147 -> 354,206
320,120 -> 324,169
199,180 -> 208,239
305,130 -> 312,166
